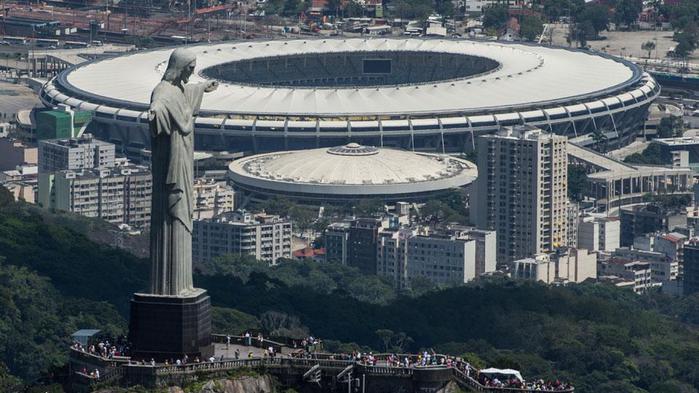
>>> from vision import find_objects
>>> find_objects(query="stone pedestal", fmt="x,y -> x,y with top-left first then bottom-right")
128,288 -> 212,360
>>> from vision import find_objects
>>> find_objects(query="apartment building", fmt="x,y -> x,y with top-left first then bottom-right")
193,210 -> 292,265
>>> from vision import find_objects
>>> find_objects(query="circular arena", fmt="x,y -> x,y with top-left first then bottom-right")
40,38 -> 659,154
228,143 -> 477,204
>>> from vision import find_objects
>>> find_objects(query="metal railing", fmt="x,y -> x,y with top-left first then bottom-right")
69,344 -> 573,392
452,368 -> 574,393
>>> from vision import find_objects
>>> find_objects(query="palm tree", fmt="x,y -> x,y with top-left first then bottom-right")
641,41 -> 656,58
591,129 -> 608,153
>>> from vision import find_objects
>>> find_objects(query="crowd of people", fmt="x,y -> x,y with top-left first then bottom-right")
70,332 -> 571,391
77,367 -> 100,379
478,375 -> 574,392
71,335 -> 129,360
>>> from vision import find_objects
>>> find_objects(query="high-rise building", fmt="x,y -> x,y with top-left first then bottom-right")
348,218 -> 383,274
471,126 -> 568,264
324,222 -> 351,265
377,228 -> 412,289
192,210 -> 292,265
578,215 -> 621,252
566,202 -> 580,250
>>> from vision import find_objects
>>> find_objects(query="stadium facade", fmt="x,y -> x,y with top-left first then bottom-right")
40,38 -> 659,155
228,143 -> 478,204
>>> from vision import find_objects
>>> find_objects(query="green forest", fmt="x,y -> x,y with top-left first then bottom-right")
1,194 -> 699,393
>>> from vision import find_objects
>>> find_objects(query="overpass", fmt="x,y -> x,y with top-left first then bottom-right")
567,142 -> 693,212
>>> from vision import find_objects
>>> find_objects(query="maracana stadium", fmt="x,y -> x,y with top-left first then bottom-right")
40,38 -> 659,154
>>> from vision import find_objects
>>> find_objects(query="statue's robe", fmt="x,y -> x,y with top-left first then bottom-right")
149,80 -> 207,296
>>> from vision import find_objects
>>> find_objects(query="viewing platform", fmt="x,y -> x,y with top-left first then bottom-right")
69,334 -> 574,393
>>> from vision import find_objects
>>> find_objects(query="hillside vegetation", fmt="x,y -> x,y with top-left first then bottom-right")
0,194 -> 698,393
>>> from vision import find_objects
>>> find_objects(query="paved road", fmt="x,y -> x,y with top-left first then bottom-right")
0,80 -> 41,119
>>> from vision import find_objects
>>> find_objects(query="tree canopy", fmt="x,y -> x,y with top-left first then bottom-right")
2,201 -> 699,392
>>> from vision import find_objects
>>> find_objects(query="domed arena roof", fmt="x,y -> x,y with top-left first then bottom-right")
228,144 -> 477,201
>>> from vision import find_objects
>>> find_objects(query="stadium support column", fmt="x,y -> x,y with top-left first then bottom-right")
316,119 -> 321,148
408,119 -> 415,152
379,121 -> 384,148
438,119 -> 445,154
252,118 -> 258,154
467,117 -> 475,151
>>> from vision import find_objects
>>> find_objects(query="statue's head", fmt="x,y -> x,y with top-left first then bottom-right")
163,48 -> 197,84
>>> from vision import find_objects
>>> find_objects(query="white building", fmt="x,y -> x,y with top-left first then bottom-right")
567,202 -> 580,251
447,226 -> 497,276
193,177 -> 235,220
48,165 -> 152,227
406,233 -> 476,286
513,254 -> 556,283
555,248 -> 598,284
463,0 -> 527,13
471,126 -> 568,264
513,248 -> 596,284
192,210 -> 292,265
578,215 -> 621,252
613,248 -> 679,282
654,232 -> 686,264
38,133 -> 114,173
376,227 -> 491,289
599,258 -> 654,294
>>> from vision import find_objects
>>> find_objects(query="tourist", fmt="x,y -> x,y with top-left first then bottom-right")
235,349 -> 240,359
226,335 -> 231,349
245,332 -> 251,346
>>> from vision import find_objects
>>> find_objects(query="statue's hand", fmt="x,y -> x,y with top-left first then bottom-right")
204,81 -> 219,93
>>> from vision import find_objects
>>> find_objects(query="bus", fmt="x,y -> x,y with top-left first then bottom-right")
64,41 -> 90,49
1,36 -> 28,46
34,38 -> 60,48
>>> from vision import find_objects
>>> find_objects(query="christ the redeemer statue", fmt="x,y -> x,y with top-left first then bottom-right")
148,48 -> 218,296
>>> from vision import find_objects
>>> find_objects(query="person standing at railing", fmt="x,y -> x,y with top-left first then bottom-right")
245,331 -> 251,346
226,335 -> 231,349
235,348 -> 240,359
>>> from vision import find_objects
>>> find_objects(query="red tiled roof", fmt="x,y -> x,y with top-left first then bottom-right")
293,247 -> 326,258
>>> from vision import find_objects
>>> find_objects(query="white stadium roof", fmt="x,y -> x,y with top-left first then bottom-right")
62,38 -> 637,117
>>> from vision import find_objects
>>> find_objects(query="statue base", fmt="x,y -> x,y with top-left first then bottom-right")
128,288 -> 213,361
